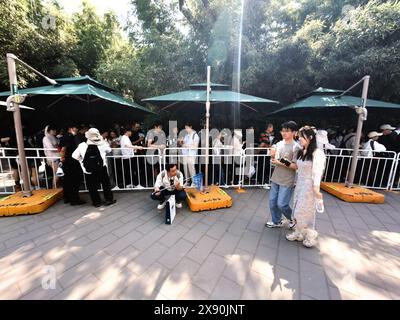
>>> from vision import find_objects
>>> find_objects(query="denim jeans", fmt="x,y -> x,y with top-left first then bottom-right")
269,182 -> 294,224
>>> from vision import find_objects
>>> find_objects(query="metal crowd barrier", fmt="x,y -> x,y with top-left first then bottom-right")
0,148 -> 162,194
1,147 -> 400,194
323,149 -> 398,190
390,152 -> 400,191
163,147 -> 239,188
240,148 -> 272,188
240,147 -> 399,191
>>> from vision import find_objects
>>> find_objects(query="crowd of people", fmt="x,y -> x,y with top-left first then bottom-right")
1,120 -> 400,194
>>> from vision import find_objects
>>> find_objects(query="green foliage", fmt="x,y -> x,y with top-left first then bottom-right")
1,0 -> 399,121
0,0 -> 122,88
0,0 -> 78,88
71,0 -> 120,76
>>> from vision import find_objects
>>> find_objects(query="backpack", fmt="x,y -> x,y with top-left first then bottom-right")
339,134 -> 354,149
83,144 -> 103,173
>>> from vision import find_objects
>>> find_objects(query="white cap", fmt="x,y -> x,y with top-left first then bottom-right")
380,124 -> 395,131
368,131 -> 383,139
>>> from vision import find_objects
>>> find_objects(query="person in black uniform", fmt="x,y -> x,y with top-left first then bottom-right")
378,124 -> 400,153
60,124 -> 86,205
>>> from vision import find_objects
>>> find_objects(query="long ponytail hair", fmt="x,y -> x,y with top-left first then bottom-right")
297,126 -> 317,161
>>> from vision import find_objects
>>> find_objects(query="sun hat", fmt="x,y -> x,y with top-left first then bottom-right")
368,131 -> 383,139
85,128 -> 103,145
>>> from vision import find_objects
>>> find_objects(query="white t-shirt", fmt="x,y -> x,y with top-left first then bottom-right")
212,138 -> 224,156
182,131 -> 199,156
42,135 -> 60,159
362,140 -> 387,157
154,170 -> 184,191
232,136 -> 243,156
72,141 -> 111,174
316,130 -> 336,150
120,135 -> 134,159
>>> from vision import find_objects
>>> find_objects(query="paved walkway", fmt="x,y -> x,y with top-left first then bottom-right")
0,188 -> 400,300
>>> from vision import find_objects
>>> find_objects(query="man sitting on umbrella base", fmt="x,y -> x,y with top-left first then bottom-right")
151,163 -> 187,210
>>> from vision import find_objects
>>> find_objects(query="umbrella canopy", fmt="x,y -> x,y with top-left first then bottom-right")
143,83 -> 280,112
268,87 -> 400,115
143,82 -> 280,129
54,75 -> 117,92
0,79 -> 155,129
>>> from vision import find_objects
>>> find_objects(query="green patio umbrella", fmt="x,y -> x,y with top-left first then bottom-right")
265,87 -> 400,128
0,79 -> 155,129
143,82 -> 280,129
143,82 -> 280,112
53,75 -> 117,92
268,87 -> 400,115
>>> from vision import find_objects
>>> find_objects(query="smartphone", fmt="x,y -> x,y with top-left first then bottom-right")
279,158 -> 292,167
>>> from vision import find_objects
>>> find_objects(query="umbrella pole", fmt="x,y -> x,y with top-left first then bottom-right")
345,76 -> 370,188
7,54 -> 31,197
205,66 -> 211,189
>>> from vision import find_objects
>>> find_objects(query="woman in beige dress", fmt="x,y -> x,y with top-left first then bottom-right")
286,126 -> 326,248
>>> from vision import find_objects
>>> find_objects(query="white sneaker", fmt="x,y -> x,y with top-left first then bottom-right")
265,220 -> 284,228
126,184 -> 134,189
157,201 -> 166,210
302,229 -> 318,248
282,218 -> 297,230
277,217 -> 296,230
134,185 -> 145,190
176,203 -> 182,209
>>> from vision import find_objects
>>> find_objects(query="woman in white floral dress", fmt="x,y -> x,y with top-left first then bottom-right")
286,126 -> 326,248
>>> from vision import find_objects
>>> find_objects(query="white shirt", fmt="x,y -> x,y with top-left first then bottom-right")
182,131 -> 199,156
72,141 -> 111,174
362,139 -> 387,157
154,170 -> 184,191
316,130 -> 336,150
232,136 -> 243,156
212,138 -> 224,156
42,135 -> 60,159
120,135 -> 134,159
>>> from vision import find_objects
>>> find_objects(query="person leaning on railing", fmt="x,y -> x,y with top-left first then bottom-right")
120,128 -> 144,188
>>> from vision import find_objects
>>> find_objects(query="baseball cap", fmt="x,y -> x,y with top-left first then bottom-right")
380,124 -> 395,131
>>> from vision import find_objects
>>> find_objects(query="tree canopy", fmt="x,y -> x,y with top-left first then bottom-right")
1,0 -> 399,128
